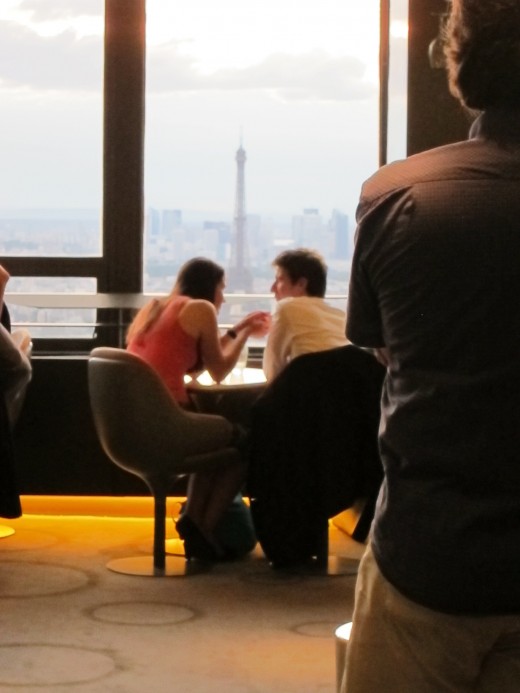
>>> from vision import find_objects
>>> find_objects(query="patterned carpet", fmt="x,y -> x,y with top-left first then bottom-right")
0,502 -> 364,692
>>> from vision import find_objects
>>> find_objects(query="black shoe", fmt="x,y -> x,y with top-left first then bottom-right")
176,515 -> 219,562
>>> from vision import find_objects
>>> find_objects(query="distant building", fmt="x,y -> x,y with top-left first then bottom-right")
292,208 -> 323,248
204,220 -> 231,263
161,209 -> 182,238
329,209 -> 350,259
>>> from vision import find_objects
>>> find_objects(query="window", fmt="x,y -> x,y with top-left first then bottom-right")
0,1 -> 103,255
0,1 -> 146,353
0,0 -> 409,350
144,1 -> 407,324
0,0 -> 105,349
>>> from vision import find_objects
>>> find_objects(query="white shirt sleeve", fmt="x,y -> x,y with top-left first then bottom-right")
262,303 -> 292,381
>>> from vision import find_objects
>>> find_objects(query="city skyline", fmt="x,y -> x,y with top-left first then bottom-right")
0,1 -> 409,225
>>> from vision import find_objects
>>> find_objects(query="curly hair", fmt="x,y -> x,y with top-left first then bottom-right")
444,0 -> 520,110
273,248 -> 327,298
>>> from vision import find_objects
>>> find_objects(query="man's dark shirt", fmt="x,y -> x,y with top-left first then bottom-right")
347,109 -> 520,614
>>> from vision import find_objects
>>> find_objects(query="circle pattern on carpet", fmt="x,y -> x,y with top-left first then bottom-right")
86,600 -> 198,626
0,529 -> 59,551
0,562 -> 93,597
0,644 -> 117,686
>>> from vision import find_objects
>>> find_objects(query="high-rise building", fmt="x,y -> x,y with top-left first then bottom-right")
161,209 -> 182,238
329,209 -> 350,259
292,208 -> 323,248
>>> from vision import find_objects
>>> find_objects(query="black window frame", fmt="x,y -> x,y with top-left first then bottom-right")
6,0 -> 145,355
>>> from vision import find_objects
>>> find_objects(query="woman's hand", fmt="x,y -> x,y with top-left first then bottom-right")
233,311 -> 271,339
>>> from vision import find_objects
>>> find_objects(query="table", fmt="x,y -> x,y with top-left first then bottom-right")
186,367 -> 266,427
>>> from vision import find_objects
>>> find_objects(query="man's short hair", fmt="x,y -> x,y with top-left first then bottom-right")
273,248 -> 327,298
445,0 -> 520,110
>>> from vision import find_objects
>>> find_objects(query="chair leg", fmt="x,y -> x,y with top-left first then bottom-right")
153,493 -> 166,572
304,519 -> 358,577
314,519 -> 330,568
105,482 -> 208,576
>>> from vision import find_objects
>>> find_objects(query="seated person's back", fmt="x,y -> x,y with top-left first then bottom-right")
263,248 -> 348,380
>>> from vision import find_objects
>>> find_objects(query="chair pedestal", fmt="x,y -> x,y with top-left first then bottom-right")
107,555 -> 206,577
313,521 -> 359,577
275,555 -> 359,577
106,491 -> 210,577
268,520 -> 360,576
315,555 -> 359,577
0,525 -> 15,539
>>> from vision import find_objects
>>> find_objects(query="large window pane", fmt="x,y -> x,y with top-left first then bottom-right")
388,0 -> 409,163
144,1 -> 397,324
6,276 -> 97,339
0,1 -> 104,258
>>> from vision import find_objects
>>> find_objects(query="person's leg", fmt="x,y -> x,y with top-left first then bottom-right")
343,544 -> 495,693
198,459 -> 247,536
183,459 -> 247,546
476,621 -> 520,693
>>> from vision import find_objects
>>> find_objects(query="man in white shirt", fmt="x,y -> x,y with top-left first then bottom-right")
263,248 -> 348,380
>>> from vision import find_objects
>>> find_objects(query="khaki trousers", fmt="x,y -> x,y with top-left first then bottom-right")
342,544 -> 520,693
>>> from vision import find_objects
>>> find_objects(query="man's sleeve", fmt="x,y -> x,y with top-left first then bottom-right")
346,198 -> 387,349
262,305 -> 291,381
347,251 -> 384,348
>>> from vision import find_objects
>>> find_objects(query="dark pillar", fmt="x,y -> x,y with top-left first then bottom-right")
102,0 -> 145,292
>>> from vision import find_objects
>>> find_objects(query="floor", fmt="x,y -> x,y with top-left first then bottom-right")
0,500 -> 365,692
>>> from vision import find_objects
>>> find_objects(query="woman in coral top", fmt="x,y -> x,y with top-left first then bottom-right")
127,257 -> 270,560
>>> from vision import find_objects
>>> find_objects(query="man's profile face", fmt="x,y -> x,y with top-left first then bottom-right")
270,266 -> 307,301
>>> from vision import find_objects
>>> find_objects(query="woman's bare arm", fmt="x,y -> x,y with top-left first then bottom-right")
179,300 -> 269,383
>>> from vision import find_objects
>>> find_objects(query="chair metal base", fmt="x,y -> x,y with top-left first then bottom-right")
318,556 -> 359,577
0,525 -> 15,539
273,555 -> 359,577
106,555 -> 208,577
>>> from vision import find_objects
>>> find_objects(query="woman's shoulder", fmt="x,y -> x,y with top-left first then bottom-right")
178,297 -> 215,314
177,297 -> 217,327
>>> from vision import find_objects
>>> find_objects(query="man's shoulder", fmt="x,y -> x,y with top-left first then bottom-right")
276,297 -> 345,326
361,140 -> 473,204
361,135 -> 520,211
276,296 -> 324,314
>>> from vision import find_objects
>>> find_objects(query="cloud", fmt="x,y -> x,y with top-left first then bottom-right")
149,47 -> 376,102
19,0 -> 101,21
0,20 -> 102,90
0,18 -> 375,103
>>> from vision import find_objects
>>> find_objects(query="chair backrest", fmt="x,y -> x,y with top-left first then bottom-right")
251,344 -> 385,513
88,347 -> 234,480
248,345 -> 385,564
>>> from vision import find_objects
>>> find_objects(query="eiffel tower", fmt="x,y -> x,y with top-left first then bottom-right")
227,143 -> 253,293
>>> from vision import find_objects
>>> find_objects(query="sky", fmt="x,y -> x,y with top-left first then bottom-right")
0,0 -> 409,223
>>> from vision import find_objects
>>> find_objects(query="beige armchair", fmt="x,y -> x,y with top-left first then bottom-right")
88,347 -> 240,576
